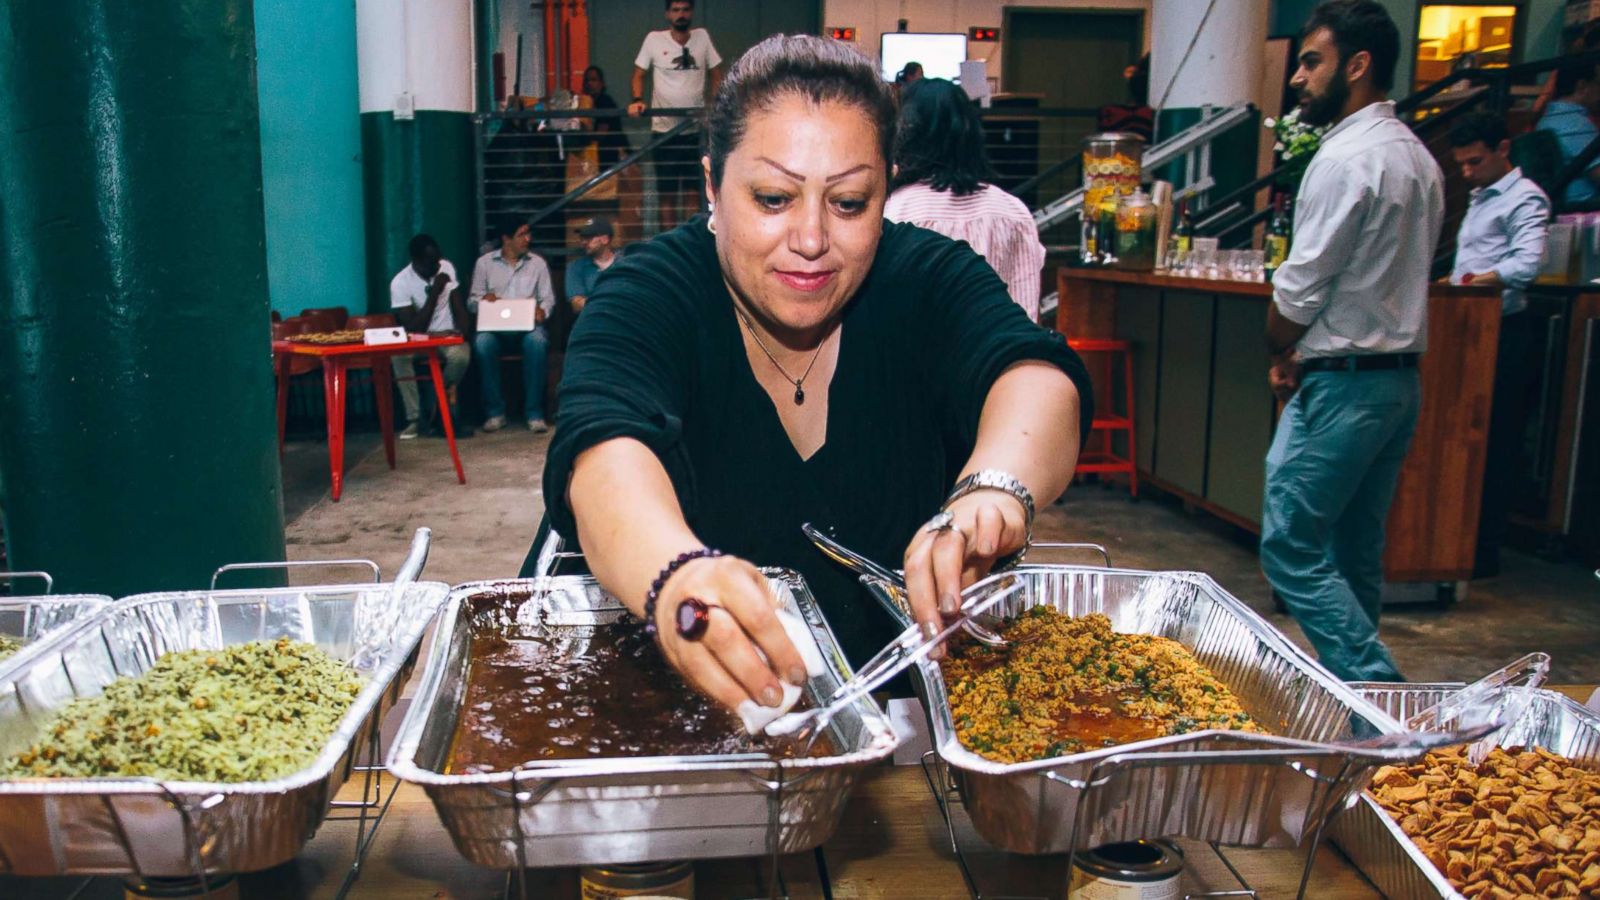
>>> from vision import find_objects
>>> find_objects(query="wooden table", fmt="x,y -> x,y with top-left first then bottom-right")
273,335 -> 467,502
10,686 -> 1596,899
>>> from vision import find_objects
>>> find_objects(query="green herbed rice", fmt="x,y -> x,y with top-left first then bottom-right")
3,637 -> 363,782
0,634 -> 22,662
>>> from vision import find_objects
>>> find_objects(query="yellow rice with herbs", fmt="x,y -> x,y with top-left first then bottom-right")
3,637 -> 363,782
941,609 -> 1262,763
0,634 -> 22,662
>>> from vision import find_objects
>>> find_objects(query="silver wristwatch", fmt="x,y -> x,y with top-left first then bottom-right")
942,470 -> 1035,566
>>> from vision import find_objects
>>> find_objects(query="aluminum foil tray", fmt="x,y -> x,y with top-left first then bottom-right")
863,565 -> 1398,855
0,594 -> 111,681
0,580 -> 449,876
1330,683 -> 1600,900
387,570 -> 899,869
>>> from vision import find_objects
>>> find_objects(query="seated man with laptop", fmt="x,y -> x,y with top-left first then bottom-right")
390,233 -> 473,440
469,216 -> 556,432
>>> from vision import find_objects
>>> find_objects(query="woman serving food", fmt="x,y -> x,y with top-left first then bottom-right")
528,35 -> 1092,715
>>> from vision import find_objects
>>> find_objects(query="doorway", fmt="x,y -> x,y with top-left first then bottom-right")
1002,9 -> 1143,109
1413,4 -> 1520,91
1000,9 -> 1143,228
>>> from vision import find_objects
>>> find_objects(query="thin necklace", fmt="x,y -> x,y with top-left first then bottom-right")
734,305 -> 828,405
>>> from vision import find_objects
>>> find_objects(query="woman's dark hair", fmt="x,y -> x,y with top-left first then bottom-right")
890,78 -> 995,196
1448,111 -> 1509,149
706,34 -> 896,189
584,64 -> 604,83
1303,0 -> 1400,92
489,215 -> 526,243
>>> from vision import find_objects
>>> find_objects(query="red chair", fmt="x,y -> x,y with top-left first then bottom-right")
272,319 -> 323,454
1068,338 -> 1138,498
292,311 -> 342,334
301,306 -> 349,329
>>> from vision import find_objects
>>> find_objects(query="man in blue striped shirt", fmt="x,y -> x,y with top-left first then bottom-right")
1448,111 -> 1551,577
1535,56 -> 1600,205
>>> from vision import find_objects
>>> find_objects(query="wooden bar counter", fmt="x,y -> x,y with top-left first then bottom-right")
1058,267 -> 1503,585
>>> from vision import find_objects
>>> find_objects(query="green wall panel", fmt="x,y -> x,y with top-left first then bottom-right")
1154,291 -> 1216,495
361,110 -> 477,312
1205,294 -> 1276,525
1114,286 -> 1163,474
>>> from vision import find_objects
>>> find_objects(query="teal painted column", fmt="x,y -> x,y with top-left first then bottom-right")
357,0 -> 478,312
0,2 -> 286,594
256,0 -> 368,318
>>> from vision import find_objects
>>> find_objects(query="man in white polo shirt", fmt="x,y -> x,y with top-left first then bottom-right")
628,0 -> 722,231
1261,0 -> 1444,683
390,234 -> 473,440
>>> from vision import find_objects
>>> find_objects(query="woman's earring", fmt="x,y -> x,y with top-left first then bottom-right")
707,215 -> 717,235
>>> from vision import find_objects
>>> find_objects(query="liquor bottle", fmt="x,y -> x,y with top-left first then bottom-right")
1264,194 -> 1291,275
1171,199 -> 1193,257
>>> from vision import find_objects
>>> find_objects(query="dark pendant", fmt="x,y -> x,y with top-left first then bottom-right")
794,384 -> 805,405
675,596 -> 711,640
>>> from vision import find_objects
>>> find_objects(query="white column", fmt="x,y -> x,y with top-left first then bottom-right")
1150,0 -> 1269,110
356,0 -> 474,114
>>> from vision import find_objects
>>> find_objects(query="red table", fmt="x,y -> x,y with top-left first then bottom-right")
273,335 -> 467,501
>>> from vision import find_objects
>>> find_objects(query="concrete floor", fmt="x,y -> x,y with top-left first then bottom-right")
284,431 -> 1600,686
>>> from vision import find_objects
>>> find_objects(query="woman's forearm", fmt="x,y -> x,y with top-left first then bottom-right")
568,437 -> 704,617
959,361 -> 1083,508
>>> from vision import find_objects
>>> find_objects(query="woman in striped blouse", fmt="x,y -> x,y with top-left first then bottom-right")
884,78 -> 1047,321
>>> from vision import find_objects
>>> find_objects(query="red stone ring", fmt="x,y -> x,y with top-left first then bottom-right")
675,597 -> 713,640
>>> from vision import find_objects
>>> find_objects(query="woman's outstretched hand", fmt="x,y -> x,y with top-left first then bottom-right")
901,490 -> 1028,658
652,553 -> 810,714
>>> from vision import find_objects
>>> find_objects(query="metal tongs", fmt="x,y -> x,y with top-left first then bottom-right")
803,522 -> 1015,647
1295,651 -> 1551,763
765,571 -> 1025,754
351,527 -> 433,670
1396,651 -> 1549,764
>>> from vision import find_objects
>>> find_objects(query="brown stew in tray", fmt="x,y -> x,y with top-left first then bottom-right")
447,598 -> 828,774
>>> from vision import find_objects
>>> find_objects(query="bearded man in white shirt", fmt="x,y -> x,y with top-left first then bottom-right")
1261,0 -> 1444,683
628,0 -> 723,232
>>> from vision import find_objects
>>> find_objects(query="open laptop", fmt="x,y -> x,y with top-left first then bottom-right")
476,299 -> 538,332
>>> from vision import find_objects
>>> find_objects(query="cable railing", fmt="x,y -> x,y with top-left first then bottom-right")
473,105 -> 1105,261
1193,49 -> 1600,257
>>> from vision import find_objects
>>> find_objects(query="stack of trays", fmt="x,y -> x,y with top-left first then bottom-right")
1331,683 -> 1600,899
0,592 -> 110,679
0,579 -> 449,876
387,569 -> 899,869
862,565 -> 1399,854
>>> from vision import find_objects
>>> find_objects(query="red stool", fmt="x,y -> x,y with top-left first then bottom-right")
1067,338 -> 1137,497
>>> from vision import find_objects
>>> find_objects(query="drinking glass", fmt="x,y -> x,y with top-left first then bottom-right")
1165,248 -> 1188,276
1193,238 -> 1219,279
1245,249 -> 1266,282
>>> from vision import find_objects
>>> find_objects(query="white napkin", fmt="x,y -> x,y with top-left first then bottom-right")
736,606 -> 827,735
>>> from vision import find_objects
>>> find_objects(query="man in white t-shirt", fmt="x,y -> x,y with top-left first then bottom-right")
390,234 -> 473,439
628,0 -> 722,230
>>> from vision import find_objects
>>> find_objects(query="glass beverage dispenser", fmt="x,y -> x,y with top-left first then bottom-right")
1081,133 -> 1145,265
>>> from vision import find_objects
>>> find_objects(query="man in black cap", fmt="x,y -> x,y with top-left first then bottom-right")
566,217 -> 618,315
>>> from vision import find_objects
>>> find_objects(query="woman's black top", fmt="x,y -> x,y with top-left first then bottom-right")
533,215 -> 1092,665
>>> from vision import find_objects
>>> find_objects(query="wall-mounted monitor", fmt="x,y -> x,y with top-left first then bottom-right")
879,32 -> 968,82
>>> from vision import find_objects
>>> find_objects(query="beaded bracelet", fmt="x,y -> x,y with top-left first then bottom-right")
643,548 -> 723,638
